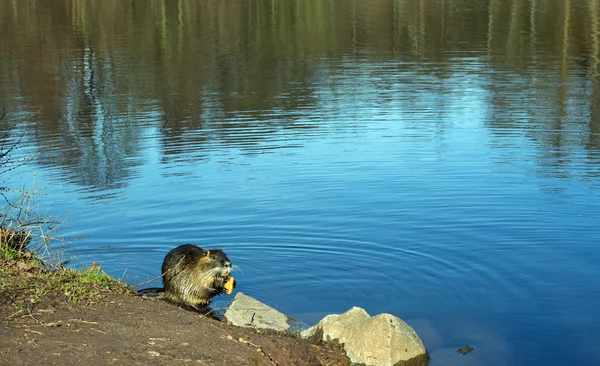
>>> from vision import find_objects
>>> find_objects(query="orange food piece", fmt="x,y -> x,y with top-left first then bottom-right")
223,277 -> 235,295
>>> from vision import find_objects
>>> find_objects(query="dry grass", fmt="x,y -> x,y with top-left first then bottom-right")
0,184 -> 69,268
1,108 -> 68,268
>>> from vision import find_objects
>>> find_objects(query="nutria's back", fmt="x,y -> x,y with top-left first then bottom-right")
160,244 -> 234,310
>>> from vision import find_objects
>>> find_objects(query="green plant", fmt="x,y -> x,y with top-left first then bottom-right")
0,245 -> 20,261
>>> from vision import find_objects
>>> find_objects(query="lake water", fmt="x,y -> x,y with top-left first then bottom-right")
2,1 -> 600,364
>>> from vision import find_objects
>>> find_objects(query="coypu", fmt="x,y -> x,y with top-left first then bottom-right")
138,244 -> 236,311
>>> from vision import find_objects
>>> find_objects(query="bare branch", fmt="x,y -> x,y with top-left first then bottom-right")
1,108 -> 71,268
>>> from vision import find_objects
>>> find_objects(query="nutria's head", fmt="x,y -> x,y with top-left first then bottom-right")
195,249 -> 231,284
200,249 -> 232,277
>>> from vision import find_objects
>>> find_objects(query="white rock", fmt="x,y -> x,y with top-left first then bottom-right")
301,306 -> 429,366
223,292 -> 290,332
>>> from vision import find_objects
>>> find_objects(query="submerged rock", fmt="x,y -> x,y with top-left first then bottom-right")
300,306 -> 429,366
457,345 -> 475,355
223,292 -> 292,332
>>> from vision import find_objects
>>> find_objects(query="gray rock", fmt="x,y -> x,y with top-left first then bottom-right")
300,306 -> 429,366
223,292 -> 291,332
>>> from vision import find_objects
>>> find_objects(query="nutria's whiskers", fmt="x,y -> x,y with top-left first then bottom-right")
231,264 -> 243,274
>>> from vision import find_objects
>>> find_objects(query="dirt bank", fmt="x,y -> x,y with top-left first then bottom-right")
0,257 -> 350,365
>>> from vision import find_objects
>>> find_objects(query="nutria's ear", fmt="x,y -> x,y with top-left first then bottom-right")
199,250 -> 210,264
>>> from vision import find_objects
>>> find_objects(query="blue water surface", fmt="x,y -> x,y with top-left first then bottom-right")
2,1 -> 600,365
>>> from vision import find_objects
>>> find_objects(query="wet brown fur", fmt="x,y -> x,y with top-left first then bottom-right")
140,244 -> 234,311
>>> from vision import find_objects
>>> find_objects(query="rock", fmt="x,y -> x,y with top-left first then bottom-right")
223,292 -> 291,332
456,345 -> 475,355
300,306 -> 429,366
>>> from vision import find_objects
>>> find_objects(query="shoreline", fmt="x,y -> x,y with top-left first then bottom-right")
0,251 -> 351,365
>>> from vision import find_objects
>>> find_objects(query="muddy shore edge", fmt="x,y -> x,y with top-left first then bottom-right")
0,254 -> 350,366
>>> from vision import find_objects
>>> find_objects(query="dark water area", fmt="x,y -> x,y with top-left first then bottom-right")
2,0 -> 600,364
